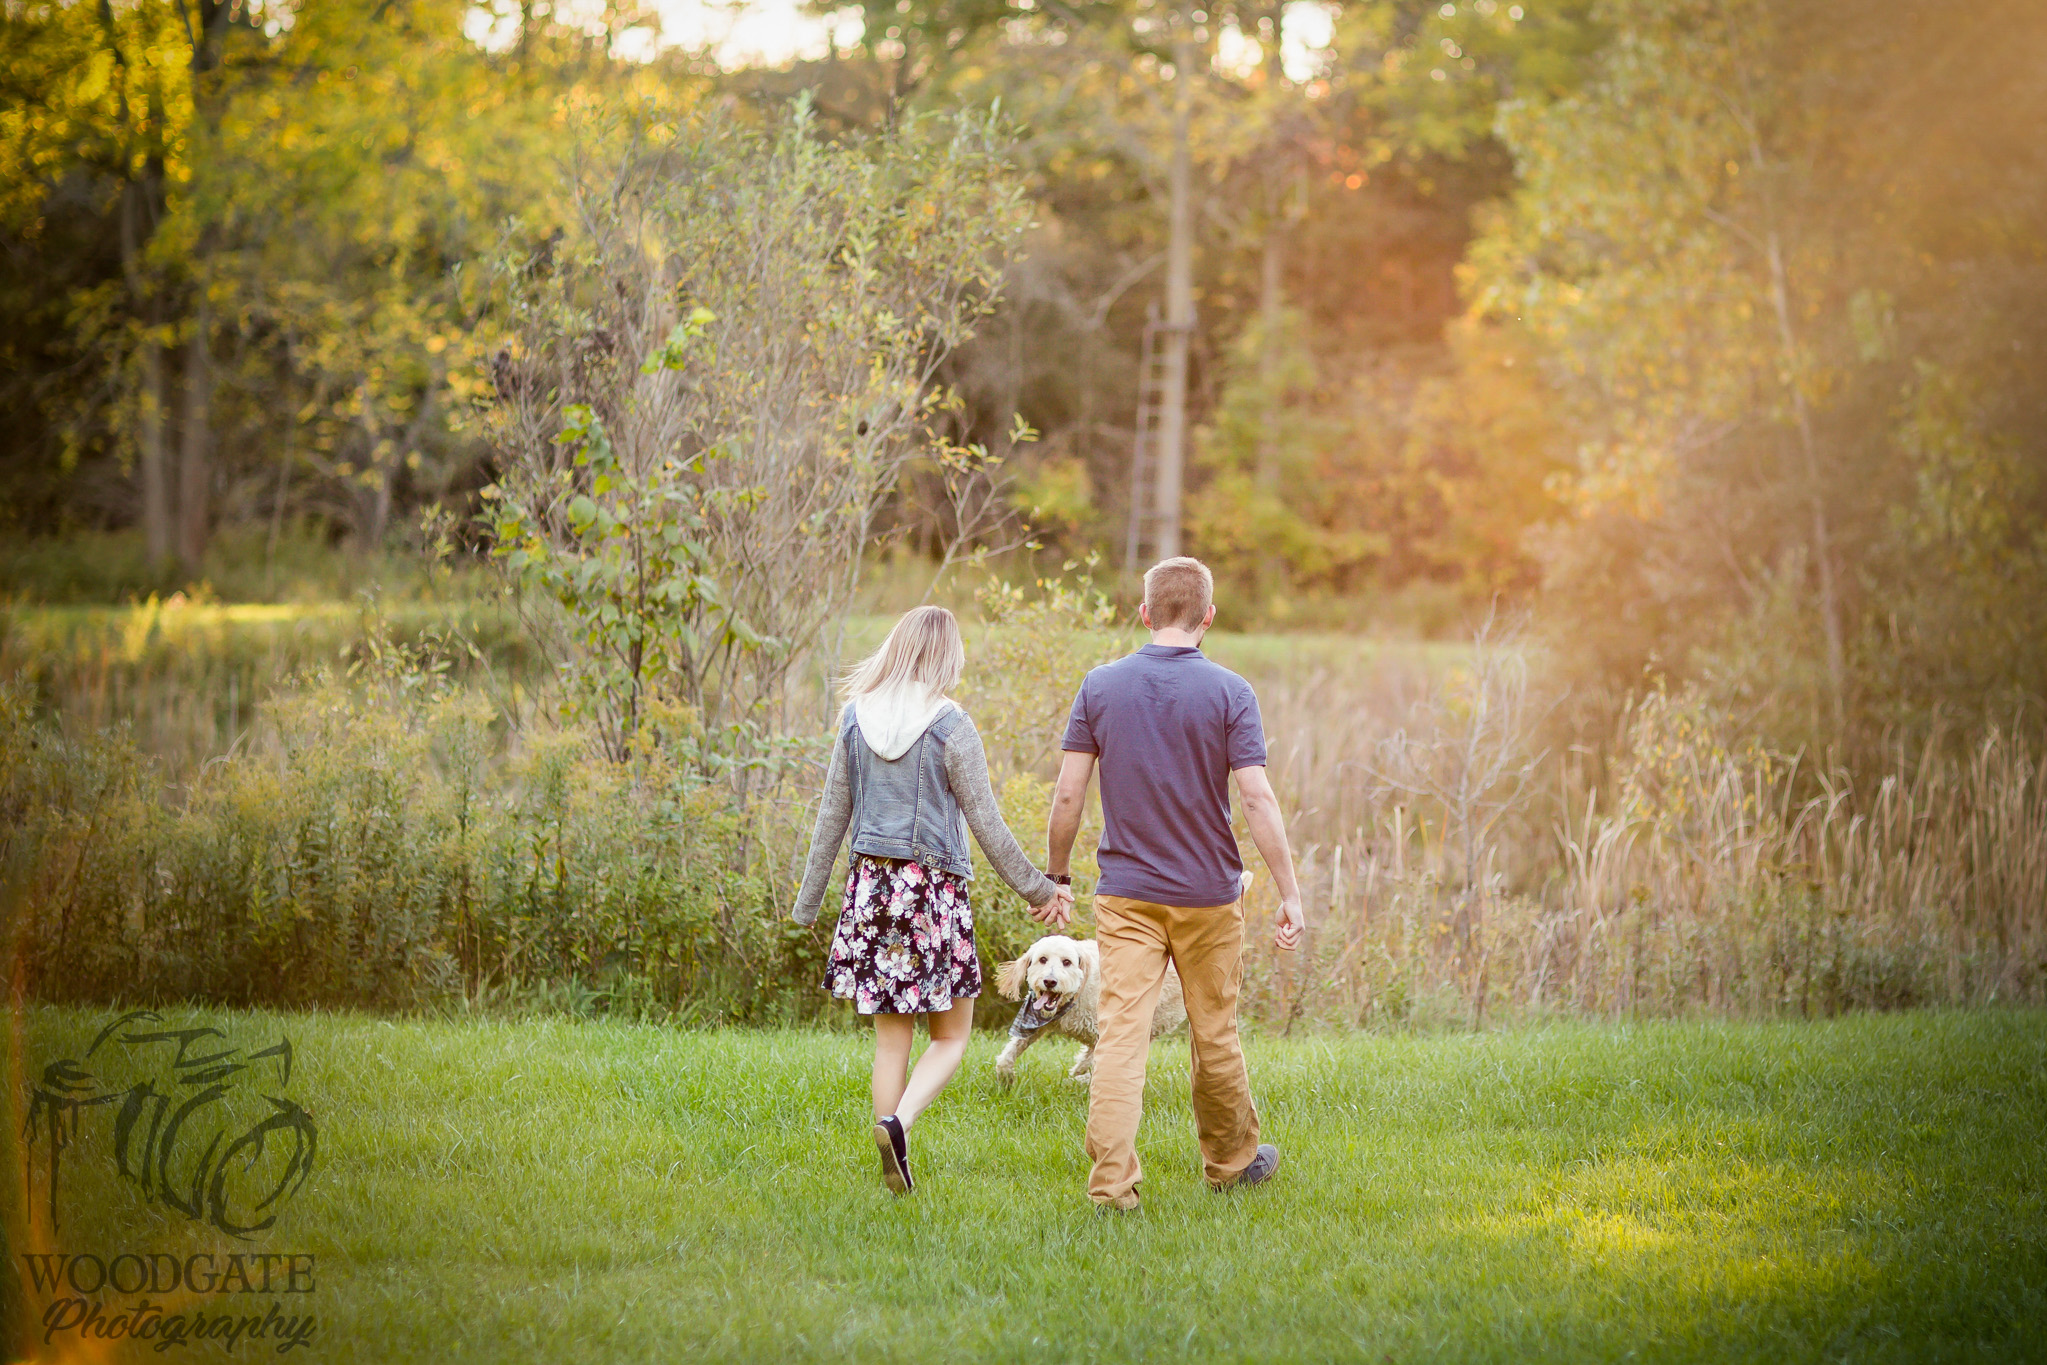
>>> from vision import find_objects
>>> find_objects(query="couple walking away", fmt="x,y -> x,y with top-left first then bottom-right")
790,556 -> 1306,1208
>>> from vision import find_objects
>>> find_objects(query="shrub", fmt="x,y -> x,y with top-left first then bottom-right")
0,574 -> 1119,1021
1,676 -> 798,1019
16,595 -> 2044,1029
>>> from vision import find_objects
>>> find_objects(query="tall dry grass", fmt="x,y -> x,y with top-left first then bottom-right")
1237,648 -> 2047,1027
9,587 -> 2042,1026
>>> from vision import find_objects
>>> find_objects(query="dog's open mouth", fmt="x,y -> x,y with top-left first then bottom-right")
1031,990 -> 1064,1015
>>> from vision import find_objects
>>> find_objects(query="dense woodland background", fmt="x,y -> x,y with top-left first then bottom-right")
4,0 -> 2046,1024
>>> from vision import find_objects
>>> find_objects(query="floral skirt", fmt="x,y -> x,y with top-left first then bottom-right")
823,854 -> 982,1015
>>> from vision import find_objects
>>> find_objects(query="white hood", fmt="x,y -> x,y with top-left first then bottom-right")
853,684 -> 955,762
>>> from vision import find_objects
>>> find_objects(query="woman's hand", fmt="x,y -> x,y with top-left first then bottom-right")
1031,884 -> 1076,926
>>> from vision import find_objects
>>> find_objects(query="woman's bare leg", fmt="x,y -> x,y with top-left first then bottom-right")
894,997 -> 975,1130
872,1014 -> 914,1119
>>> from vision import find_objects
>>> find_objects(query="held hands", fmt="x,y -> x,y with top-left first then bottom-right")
1274,895 -> 1305,952
1032,883 -> 1076,926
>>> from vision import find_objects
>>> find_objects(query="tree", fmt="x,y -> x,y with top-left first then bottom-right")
1462,0 -> 2047,752
484,97 -> 1032,766
190,0 -> 567,551
0,0 -> 194,546
0,0 -> 614,573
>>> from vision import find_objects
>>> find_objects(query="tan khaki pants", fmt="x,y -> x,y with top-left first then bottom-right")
1085,893 -> 1260,1202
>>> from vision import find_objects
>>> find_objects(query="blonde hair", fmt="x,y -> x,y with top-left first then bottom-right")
841,605 -> 966,700
1143,556 -> 1214,630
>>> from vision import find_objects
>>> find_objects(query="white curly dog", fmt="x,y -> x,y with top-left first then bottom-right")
992,934 -> 1187,1086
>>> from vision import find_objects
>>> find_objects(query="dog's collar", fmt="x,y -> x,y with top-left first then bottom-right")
1008,994 -> 1072,1039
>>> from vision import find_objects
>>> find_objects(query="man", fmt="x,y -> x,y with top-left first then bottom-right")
1040,556 -> 1304,1210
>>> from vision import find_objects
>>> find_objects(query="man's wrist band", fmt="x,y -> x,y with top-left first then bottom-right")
1048,873 -> 1073,885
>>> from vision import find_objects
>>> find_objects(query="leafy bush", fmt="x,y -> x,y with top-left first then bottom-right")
0,675 -> 805,1019
0,572 -> 1123,1021
16,581 -> 2044,1029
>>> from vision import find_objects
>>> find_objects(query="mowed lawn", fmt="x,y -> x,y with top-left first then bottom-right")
14,1008 -> 2046,1363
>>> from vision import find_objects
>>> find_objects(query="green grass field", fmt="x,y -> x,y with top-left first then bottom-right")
12,1008 -> 2045,1363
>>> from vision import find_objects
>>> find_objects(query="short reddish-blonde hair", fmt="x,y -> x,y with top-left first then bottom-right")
1142,556 -> 1214,631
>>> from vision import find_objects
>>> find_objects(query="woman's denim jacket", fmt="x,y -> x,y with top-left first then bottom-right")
841,703 -> 975,879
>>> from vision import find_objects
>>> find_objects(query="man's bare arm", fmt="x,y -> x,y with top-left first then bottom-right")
1042,750 -> 1096,927
1234,764 -> 1304,950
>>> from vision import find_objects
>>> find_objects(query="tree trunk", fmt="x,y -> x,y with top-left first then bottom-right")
1262,0 -> 1286,86
139,342 -> 171,564
177,297 -> 211,575
366,467 -> 394,550
1739,73 -> 1845,734
1255,191 -> 1285,599
119,177 -> 172,565
1256,0 -> 1287,491
173,1 -> 232,577
1256,210 -> 1283,495
1765,232 -> 1845,735
1153,19 -> 1196,561
1253,3 -> 1288,598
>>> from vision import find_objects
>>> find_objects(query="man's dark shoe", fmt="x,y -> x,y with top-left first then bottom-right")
874,1116 -> 913,1194
1216,1143 -> 1279,1191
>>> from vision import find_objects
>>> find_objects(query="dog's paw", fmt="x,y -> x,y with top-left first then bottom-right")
995,1065 -> 1017,1090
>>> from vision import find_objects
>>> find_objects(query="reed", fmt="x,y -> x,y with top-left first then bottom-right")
1239,672 -> 2047,1027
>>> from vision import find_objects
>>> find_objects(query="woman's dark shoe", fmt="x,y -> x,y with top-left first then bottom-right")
874,1115 -> 913,1194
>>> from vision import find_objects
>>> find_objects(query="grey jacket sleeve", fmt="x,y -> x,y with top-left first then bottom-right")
790,731 -> 853,926
946,715 -> 1059,908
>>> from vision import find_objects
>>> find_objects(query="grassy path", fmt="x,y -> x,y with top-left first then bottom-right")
12,1009 -> 2046,1362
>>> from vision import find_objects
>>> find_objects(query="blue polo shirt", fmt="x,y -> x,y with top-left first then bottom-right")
1060,644 -> 1268,907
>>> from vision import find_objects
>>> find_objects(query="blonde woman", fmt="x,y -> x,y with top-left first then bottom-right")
791,606 -> 1075,1194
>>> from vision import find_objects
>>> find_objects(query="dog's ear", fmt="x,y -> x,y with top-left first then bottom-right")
995,954 -> 1029,1000
1079,940 -> 1100,977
